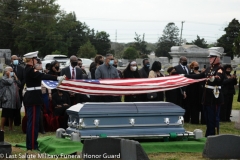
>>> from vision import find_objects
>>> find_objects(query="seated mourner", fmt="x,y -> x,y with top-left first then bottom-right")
1,66 -> 21,131
52,89 -> 71,129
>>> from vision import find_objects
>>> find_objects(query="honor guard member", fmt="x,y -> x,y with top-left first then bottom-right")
184,50 -> 224,137
23,51 -> 65,151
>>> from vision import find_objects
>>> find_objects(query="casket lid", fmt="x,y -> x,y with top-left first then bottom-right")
68,102 -> 138,115
134,102 -> 184,113
67,102 -> 184,115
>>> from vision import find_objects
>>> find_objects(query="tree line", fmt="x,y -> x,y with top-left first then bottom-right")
119,19 -> 240,60
0,1 -> 240,59
0,0 -> 111,58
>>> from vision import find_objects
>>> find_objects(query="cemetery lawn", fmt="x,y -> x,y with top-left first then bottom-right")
0,111 -> 239,160
233,88 -> 240,110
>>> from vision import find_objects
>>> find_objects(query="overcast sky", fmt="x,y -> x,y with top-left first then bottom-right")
57,0 -> 240,44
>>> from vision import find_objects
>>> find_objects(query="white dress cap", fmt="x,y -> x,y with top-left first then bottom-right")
23,51 -> 39,58
207,50 -> 222,57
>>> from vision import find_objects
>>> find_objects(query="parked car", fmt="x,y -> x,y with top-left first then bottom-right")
65,58 -> 93,73
41,55 -> 69,70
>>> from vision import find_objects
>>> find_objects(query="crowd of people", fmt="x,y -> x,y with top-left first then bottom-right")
0,51 -> 240,150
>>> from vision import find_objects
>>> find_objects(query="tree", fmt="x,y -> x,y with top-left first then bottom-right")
0,0 -> 22,54
192,35 -> 208,48
77,40 -> 97,58
217,18 -> 240,59
155,22 -> 179,59
52,50 -> 61,55
91,31 -> 111,55
55,12 -> 90,57
133,32 -> 150,55
123,47 -> 139,59
233,35 -> 240,57
13,0 -> 61,57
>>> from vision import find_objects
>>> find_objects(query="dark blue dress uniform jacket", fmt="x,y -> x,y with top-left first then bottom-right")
23,65 -> 57,106
185,64 -> 224,106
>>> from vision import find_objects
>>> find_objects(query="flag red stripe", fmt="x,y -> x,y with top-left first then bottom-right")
55,76 -> 205,95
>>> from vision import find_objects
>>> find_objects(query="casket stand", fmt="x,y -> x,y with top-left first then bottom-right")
56,102 -> 203,141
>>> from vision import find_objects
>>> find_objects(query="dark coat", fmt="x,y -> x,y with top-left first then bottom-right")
187,71 -> 204,110
174,64 -> 190,75
165,76 -> 183,106
1,75 -> 21,109
238,78 -> 240,102
90,67 -> 96,79
23,65 -> 58,106
138,67 -> 150,78
123,69 -> 141,102
185,64 -> 224,105
61,66 -> 89,103
138,67 -> 150,101
60,66 -> 83,79
222,74 -> 237,95
10,64 -> 25,91
174,64 -> 190,93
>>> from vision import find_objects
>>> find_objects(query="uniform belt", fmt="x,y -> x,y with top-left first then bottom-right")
205,85 -> 221,89
26,86 -> 41,91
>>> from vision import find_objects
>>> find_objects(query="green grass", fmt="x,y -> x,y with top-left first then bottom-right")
233,88 -> 240,110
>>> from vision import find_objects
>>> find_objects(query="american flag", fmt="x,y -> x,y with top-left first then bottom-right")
42,75 -> 205,95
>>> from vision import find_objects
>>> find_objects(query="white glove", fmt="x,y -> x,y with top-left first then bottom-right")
179,74 -> 185,76
57,75 -> 66,81
209,76 -> 215,82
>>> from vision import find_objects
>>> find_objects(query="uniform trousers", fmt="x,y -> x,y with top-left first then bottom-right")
42,93 -> 50,114
26,105 -> 40,150
204,105 -> 220,137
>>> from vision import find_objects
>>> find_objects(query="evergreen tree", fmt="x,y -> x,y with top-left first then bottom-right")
13,0 -> 61,57
91,31 -> 111,55
217,18 -> 240,59
0,0 -> 22,54
155,22 -> 179,59
133,32 -> 150,56
77,40 -> 97,58
233,35 -> 240,57
192,35 -> 208,48
123,47 -> 139,59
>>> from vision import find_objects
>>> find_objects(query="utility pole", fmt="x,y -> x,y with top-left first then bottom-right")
115,30 -> 117,57
179,21 -> 185,46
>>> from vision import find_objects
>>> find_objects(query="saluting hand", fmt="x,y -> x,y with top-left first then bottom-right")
13,73 -> 18,80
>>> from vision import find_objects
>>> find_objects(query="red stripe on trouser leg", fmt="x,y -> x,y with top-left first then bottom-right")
32,106 -> 36,149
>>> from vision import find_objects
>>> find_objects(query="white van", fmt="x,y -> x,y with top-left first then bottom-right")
41,55 -> 69,70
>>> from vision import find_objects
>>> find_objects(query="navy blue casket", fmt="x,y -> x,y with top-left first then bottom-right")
65,102 -> 186,139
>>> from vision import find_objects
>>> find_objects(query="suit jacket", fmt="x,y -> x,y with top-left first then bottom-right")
174,64 -> 190,93
11,64 -> 25,91
60,66 -> 88,102
138,67 -> 150,78
174,64 -> 190,75
60,66 -> 83,79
